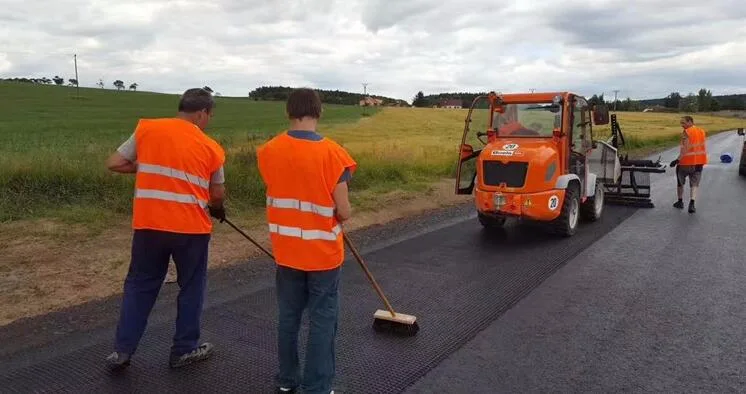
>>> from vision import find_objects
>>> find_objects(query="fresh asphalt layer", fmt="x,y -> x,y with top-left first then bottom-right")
0,130 -> 744,393
405,130 -> 746,393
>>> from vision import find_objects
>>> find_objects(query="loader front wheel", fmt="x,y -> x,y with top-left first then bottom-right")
580,180 -> 604,222
550,184 -> 580,237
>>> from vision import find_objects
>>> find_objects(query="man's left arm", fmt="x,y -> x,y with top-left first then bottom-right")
106,133 -> 138,173
207,165 -> 226,222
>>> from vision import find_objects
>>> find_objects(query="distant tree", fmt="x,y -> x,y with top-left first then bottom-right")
696,88 -> 713,112
97,79 -> 104,88
68,78 -> 78,87
664,92 -> 682,109
53,76 -> 64,85
113,80 -> 125,90
129,83 -> 138,91
215,92 -> 222,97
412,91 -> 427,107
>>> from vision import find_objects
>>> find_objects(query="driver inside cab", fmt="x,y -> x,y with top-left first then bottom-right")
493,106 -> 538,136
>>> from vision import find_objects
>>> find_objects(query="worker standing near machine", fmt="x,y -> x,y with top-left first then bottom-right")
669,115 -> 708,213
103,87 -> 227,370
256,88 -> 356,394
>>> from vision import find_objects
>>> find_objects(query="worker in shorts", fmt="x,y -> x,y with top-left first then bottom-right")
104,87 -> 227,370
669,116 -> 707,213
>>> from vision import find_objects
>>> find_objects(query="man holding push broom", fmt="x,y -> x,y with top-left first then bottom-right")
256,87 -> 356,394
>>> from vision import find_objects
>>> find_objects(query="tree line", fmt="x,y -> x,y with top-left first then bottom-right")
4,76 -> 744,112
411,89 -> 746,112
248,85 -> 409,106
2,76 -> 140,91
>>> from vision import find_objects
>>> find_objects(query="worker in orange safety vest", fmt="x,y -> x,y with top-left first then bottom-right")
256,88 -> 356,394
104,87 -> 226,370
669,115 -> 708,213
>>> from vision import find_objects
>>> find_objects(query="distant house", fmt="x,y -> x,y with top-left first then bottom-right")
439,99 -> 463,109
359,96 -> 384,106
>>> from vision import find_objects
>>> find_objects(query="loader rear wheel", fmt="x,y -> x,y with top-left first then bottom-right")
550,184 -> 580,237
580,180 -> 604,222
478,212 -> 506,228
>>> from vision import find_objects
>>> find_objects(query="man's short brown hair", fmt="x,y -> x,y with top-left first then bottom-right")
178,88 -> 214,113
681,115 -> 694,123
286,88 -> 322,119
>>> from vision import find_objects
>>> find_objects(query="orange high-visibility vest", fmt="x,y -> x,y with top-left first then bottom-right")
679,126 -> 707,166
256,131 -> 357,271
132,118 -> 225,234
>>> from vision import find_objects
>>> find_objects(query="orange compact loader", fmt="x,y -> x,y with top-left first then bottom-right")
455,91 -> 627,236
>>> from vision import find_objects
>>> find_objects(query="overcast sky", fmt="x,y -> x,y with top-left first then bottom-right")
2,0 -> 745,102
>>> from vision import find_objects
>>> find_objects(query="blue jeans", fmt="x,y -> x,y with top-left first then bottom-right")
114,229 -> 210,357
275,264 -> 340,394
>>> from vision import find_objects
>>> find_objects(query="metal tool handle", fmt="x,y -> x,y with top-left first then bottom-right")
343,233 -> 397,317
223,218 -> 275,260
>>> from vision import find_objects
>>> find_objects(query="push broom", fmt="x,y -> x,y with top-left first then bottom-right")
342,233 -> 419,337
222,218 -> 419,337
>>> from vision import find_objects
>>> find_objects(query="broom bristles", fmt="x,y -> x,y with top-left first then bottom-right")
373,309 -> 417,324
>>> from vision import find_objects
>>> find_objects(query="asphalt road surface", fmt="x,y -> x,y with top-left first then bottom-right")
1,130 -> 745,393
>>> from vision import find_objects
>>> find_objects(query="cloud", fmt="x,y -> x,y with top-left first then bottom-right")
1,0 -> 745,101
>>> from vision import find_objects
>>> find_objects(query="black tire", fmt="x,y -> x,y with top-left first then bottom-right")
478,212 -> 506,228
550,184 -> 580,237
580,180 -> 604,222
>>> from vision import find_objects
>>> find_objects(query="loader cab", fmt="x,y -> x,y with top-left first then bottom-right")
455,92 -> 609,197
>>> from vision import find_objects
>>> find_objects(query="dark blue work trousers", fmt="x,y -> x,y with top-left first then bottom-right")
114,229 -> 210,357
275,264 -> 341,394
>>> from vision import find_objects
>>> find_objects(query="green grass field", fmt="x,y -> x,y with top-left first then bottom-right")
0,82 -> 395,223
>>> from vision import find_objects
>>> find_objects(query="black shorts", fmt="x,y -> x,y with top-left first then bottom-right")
676,164 -> 703,187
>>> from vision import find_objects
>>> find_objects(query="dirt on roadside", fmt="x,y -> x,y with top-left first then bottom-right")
0,179 -> 471,327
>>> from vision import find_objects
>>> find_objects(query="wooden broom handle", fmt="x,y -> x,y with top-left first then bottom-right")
343,233 -> 397,317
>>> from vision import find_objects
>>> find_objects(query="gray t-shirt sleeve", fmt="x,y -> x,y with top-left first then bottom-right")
117,133 -> 137,162
337,167 -> 352,184
210,166 -> 225,185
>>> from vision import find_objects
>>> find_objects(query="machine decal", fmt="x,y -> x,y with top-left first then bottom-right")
490,150 -> 514,156
548,195 -> 559,210
502,143 -> 519,151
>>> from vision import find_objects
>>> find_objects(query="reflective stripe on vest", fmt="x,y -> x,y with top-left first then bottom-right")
138,163 -> 210,189
267,196 -> 335,217
135,188 -> 208,208
266,195 -> 339,240
268,222 -> 342,241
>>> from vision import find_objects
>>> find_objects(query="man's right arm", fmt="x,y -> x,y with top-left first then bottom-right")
106,133 -> 138,173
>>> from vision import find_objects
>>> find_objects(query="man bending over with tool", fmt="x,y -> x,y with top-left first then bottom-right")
669,115 -> 708,213
104,87 -> 227,370
256,88 -> 357,394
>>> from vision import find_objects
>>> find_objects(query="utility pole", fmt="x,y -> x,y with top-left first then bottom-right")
362,83 -> 369,115
73,54 -> 80,98
613,89 -> 619,111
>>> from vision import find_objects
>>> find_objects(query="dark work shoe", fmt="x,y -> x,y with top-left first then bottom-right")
673,200 -> 684,209
689,200 -> 696,213
106,351 -> 131,371
169,342 -> 214,368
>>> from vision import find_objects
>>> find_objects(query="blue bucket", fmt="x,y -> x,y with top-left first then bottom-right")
720,152 -> 733,163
